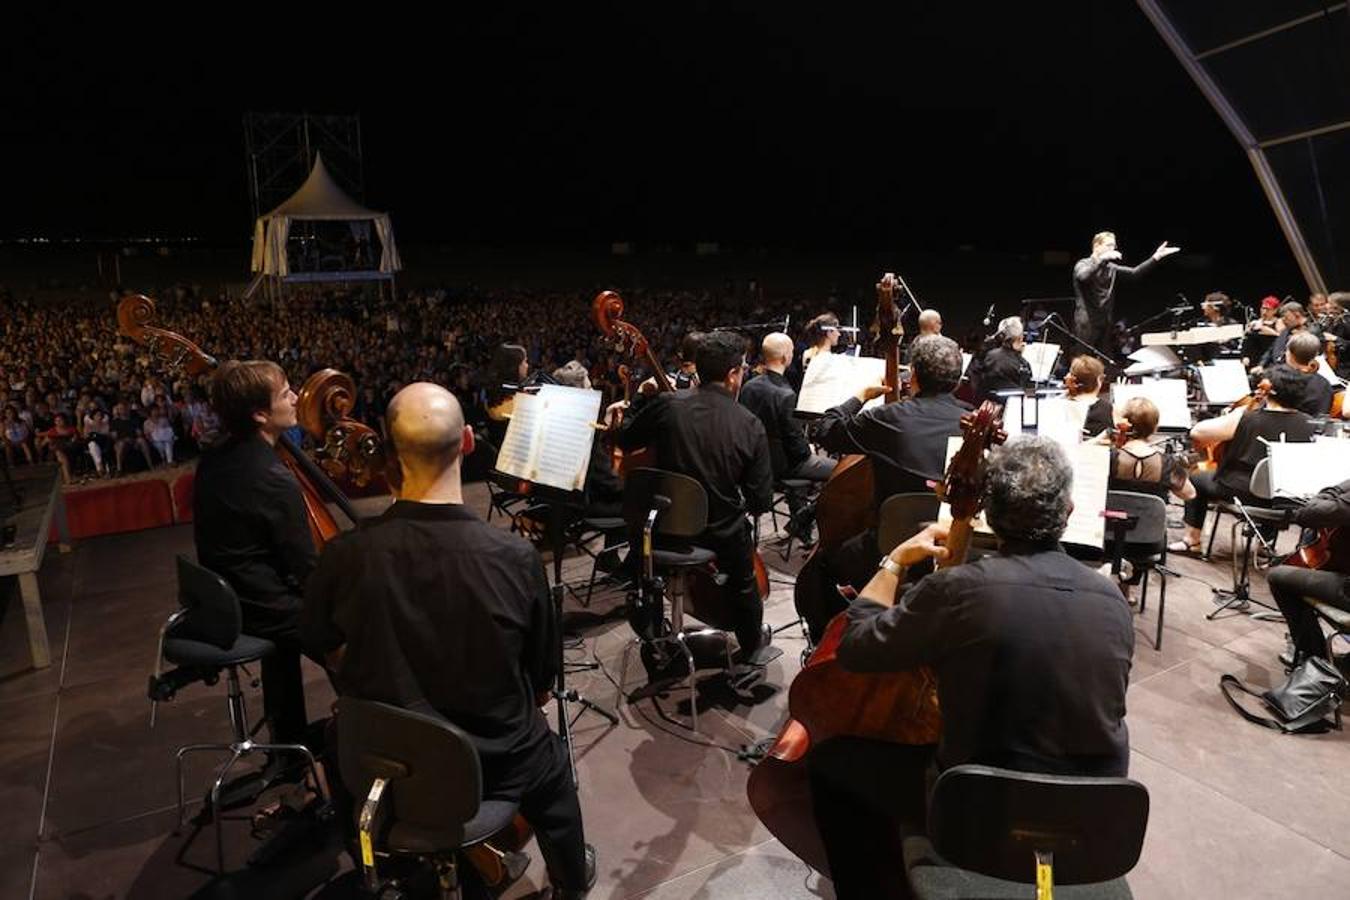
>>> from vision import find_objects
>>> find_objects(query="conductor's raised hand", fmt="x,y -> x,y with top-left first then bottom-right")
1153,241 -> 1181,261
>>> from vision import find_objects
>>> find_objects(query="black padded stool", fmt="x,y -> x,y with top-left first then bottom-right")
150,555 -> 325,874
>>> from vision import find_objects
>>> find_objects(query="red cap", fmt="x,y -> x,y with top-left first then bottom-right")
1261,295 -> 1280,309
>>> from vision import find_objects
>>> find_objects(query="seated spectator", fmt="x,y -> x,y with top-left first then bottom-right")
37,413 -> 80,483
3,404 -> 34,467
111,402 -> 153,473
81,406 -> 114,478
144,408 -> 176,466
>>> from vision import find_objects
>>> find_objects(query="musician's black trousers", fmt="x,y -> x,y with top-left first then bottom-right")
1183,470 -> 1262,532
808,737 -> 936,900
241,601 -> 313,746
695,522 -> 765,655
783,454 -> 837,523
1267,566 -> 1350,661
496,734 -> 589,893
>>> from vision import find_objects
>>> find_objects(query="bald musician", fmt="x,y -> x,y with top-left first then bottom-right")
739,332 -> 836,539
303,384 -> 595,898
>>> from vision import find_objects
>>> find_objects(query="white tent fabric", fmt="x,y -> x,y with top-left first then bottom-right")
250,154 -> 402,277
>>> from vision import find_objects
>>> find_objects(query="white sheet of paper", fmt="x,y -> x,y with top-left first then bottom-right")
1315,356 -> 1343,386
961,352 -> 973,376
797,353 -> 888,414
1038,397 -> 1090,454
1022,342 -> 1060,382
494,392 -> 539,478
1063,442 -> 1109,549
1141,324 -> 1244,346
494,385 -> 601,493
1197,360 -> 1252,404
1124,345 -> 1183,376
937,438 -> 1109,549
1266,440 -> 1350,498
1111,380 -> 1191,430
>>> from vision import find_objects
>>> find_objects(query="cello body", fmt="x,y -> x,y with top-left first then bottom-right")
748,400 -> 1005,877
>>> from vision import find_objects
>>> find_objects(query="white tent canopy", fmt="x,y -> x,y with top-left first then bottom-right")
250,154 -> 402,278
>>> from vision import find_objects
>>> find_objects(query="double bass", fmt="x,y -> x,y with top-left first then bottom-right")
117,295 -> 538,888
747,400 -> 1007,873
792,273 -> 904,641
592,290 -> 769,604
116,294 -> 362,546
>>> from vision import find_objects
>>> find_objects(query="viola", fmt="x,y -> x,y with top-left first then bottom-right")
748,400 -> 1006,875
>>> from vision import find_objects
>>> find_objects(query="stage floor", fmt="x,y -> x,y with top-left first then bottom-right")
2,482 -> 1348,899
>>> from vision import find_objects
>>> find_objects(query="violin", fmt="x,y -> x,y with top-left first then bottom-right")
116,294 -> 359,547
748,400 -> 1007,874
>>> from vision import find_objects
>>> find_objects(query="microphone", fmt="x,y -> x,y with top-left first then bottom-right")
982,304 -> 996,327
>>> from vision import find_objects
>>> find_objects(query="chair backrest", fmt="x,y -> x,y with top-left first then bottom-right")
174,555 -> 242,650
929,764 -> 1149,886
1104,490 -> 1168,555
623,467 -> 709,538
337,697 -> 483,845
1249,456 -> 1273,500
877,493 -> 941,553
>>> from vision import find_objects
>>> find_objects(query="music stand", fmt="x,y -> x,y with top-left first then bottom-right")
490,472 -> 618,785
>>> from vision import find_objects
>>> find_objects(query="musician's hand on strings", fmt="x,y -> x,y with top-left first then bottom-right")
890,521 -> 952,567
1152,241 -> 1180,261
603,400 -> 628,430
856,382 -> 889,403
637,378 -> 659,396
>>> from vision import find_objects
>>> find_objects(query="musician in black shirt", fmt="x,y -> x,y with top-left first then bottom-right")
1267,478 -> 1350,664
967,316 -> 1034,405
1256,301 -> 1322,373
302,383 -> 594,898
1175,367 -> 1316,553
614,330 -> 775,659
804,335 -> 968,637
194,360 -> 316,746
1268,331 -> 1336,417
809,436 -> 1134,900
739,332 -> 835,536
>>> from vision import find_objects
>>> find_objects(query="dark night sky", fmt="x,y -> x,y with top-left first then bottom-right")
0,4 -> 1294,265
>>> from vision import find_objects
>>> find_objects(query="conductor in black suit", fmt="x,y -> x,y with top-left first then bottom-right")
1073,231 -> 1180,349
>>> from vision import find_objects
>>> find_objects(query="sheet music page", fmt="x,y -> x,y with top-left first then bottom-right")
494,391 -> 540,481
937,438 -> 1107,548
1038,397 -> 1089,452
1063,443 -> 1109,549
1003,395 -> 1029,437
1189,324 -> 1244,345
1124,346 -> 1182,376
1022,342 -> 1060,381
1110,380 -> 1191,430
529,385 -> 602,492
1197,360 -> 1251,404
1267,440 -> 1350,498
1315,356 -> 1343,386
797,353 -> 888,414
961,352 -> 973,376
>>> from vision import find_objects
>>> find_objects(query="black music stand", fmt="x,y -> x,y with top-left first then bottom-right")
489,472 -> 618,785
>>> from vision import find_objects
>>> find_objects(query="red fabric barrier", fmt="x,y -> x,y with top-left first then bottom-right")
172,471 -> 195,523
48,479 -> 176,542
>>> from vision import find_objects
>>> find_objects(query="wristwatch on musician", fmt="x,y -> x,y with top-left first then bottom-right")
877,555 -> 906,578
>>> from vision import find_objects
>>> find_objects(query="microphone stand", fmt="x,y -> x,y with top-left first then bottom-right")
1040,312 -> 1119,368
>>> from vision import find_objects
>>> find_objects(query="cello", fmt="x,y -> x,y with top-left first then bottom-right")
792,273 -> 904,641
592,290 -> 769,604
747,400 -> 1006,875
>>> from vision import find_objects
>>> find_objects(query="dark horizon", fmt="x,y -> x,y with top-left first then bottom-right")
0,3 -> 1306,276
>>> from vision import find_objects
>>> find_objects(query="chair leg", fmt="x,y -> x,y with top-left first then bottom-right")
208,747 -> 246,874
1155,569 -> 1166,652
673,632 -> 699,734
175,743 -> 231,833
252,742 -> 328,803
1138,567 -> 1148,616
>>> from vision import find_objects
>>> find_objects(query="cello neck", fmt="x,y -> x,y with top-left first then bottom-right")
938,517 -> 975,571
